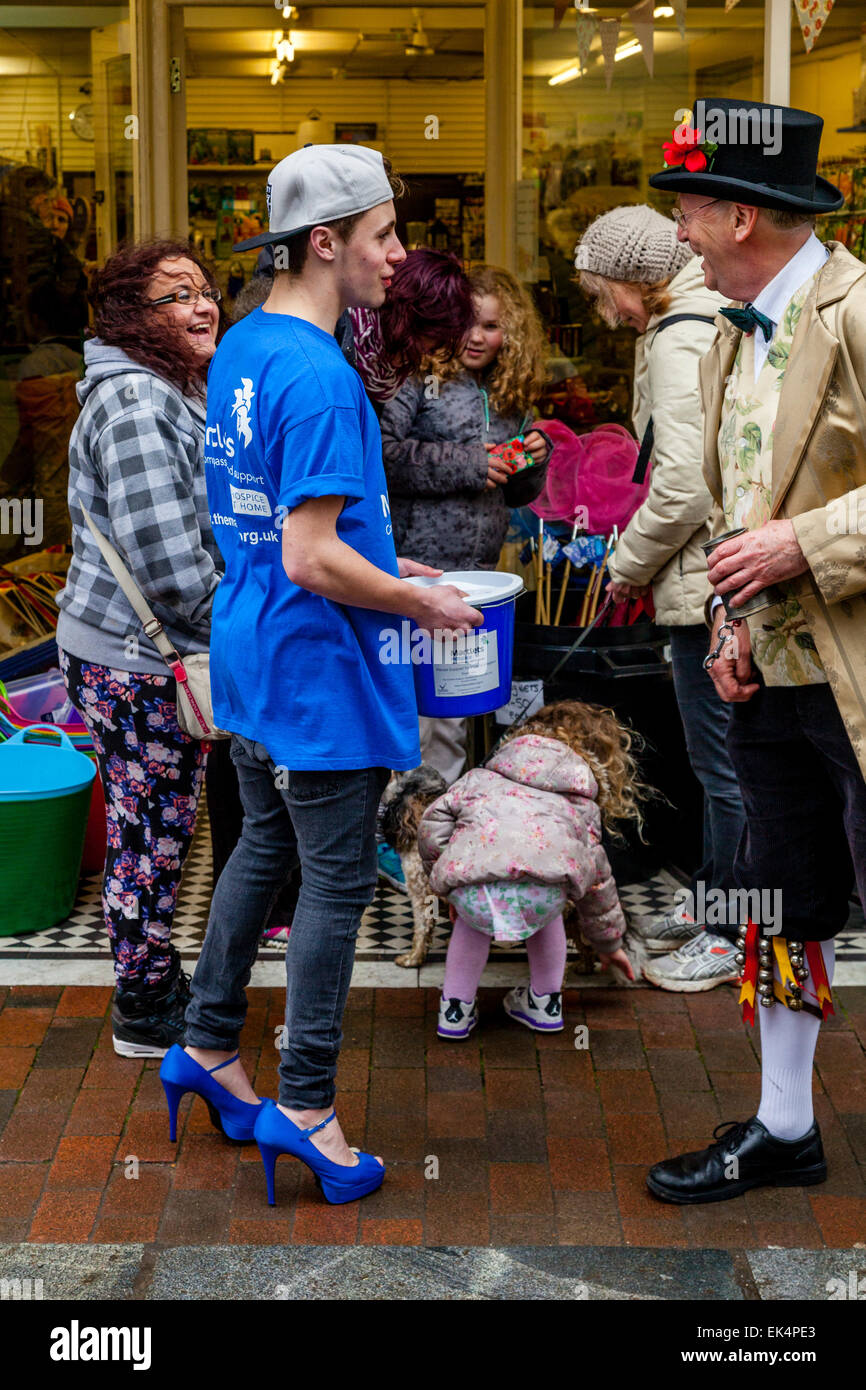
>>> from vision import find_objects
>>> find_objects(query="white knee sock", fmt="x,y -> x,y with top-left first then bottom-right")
756,940 -> 835,1142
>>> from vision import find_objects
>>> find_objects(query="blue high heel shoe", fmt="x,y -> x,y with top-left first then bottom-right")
160,1044 -> 267,1143
254,1101 -> 385,1205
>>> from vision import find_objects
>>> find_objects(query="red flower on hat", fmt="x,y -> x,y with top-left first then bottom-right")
662,124 -> 703,165
662,123 -> 717,173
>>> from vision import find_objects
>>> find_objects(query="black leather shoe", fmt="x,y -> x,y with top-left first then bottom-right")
646,1116 -> 826,1205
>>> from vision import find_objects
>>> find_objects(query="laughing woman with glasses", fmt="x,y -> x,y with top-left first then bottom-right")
56,240 -> 231,1058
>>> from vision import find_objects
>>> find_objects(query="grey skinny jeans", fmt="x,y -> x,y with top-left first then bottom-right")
185,734 -> 388,1108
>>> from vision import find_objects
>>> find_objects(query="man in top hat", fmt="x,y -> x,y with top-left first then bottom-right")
644,99 -> 866,1203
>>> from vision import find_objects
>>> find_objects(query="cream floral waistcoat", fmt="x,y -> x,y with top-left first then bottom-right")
717,278 -> 827,687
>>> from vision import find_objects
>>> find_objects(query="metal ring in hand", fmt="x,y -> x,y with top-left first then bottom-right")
703,619 -> 740,672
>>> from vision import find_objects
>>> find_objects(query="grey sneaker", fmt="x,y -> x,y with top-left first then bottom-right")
631,910 -> 701,954
643,930 -> 740,993
503,984 -> 563,1033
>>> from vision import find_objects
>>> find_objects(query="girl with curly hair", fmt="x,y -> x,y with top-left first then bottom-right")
417,701 -> 646,1039
379,265 -> 552,782
56,239 -> 226,1058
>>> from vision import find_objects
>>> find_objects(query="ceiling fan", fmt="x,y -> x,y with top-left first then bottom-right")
394,8 -> 434,56
388,7 -> 479,60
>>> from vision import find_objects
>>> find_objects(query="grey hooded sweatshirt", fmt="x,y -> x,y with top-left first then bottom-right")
56,340 -> 222,675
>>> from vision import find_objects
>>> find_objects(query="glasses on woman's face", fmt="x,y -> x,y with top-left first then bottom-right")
147,286 -> 221,308
671,199 -> 722,229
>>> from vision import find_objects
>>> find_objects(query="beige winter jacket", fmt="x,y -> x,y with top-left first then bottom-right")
700,241 -> 866,780
607,257 -> 726,626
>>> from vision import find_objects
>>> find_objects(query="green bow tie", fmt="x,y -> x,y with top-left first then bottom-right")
720,304 -> 774,342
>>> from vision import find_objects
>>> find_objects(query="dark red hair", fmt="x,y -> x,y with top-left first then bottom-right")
89,240 -> 224,395
379,248 -> 473,374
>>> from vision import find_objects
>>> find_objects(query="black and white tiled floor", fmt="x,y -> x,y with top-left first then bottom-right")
2,817 -> 864,987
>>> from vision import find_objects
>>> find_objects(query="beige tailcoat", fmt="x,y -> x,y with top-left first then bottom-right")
699,241 -> 866,778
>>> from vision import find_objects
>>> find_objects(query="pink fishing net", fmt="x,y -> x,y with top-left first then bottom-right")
530,421 -> 646,536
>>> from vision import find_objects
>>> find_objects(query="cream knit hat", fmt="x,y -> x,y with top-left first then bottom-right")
574,204 -> 693,283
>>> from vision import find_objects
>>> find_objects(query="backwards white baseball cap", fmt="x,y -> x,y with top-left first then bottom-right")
233,143 -> 395,252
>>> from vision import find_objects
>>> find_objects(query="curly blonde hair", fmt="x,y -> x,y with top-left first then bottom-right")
430,265 -> 548,417
503,699 -> 651,839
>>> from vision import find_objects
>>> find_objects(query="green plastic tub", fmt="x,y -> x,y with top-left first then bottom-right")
0,726 -> 96,936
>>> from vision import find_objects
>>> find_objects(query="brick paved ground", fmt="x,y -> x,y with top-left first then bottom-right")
0,982 -> 864,1248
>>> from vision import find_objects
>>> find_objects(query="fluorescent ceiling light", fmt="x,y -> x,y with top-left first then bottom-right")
549,64 -> 581,86
654,5 -> 675,15
615,39 -> 643,60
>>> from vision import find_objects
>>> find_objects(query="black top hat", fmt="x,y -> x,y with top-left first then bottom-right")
648,98 -> 843,213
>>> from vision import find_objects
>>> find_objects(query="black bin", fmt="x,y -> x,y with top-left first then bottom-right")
511,593 -> 703,883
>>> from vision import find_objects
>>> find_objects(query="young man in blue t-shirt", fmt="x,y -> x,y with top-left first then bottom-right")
180,144 -> 481,1198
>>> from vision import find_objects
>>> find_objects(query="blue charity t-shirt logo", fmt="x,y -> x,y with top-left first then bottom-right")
231,378 -> 255,448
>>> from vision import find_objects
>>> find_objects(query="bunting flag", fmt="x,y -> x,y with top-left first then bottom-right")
794,0 -> 835,52
628,0 -> 655,77
553,1 -> 570,25
599,17 -> 621,89
575,12 -> 599,71
805,941 -> 835,1019
738,917 -> 758,1027
672,0 -> 687,40
724,0 -> 743,11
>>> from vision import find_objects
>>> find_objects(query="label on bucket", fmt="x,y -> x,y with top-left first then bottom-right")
432,632 -> 499,698
494,679 -> 544,725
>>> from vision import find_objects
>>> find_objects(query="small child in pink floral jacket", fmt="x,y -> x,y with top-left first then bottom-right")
418,701 -> 644,1039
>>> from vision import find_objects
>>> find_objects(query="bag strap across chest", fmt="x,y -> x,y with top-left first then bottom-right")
633,313 -> 718,485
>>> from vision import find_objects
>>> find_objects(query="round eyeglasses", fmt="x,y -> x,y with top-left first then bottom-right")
671,199 -> 722,229
146,286 -> 222,308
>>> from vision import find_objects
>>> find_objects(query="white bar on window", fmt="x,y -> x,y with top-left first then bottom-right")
763,0 -> 791,105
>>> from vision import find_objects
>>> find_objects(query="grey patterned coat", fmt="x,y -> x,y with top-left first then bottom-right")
56,341 -> 221,675
379,370 -> 548,570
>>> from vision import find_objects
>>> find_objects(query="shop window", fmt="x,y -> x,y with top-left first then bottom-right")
0,10 -> 132,576
799,2 -> 866,257
181,6 -> 486,309
523,4 -> 765,430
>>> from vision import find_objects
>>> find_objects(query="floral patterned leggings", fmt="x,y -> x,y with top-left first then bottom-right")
60,650 -> 207,985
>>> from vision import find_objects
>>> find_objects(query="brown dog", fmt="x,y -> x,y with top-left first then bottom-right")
379,765 -> 448,968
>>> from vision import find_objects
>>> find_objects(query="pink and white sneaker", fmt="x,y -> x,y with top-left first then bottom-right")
261,923 -> 292,945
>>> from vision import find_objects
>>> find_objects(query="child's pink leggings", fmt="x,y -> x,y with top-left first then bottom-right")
443,914 -> 568,1001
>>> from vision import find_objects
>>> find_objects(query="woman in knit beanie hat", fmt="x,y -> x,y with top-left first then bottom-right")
574,204 -> 693,329
574,203 -> 747,992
